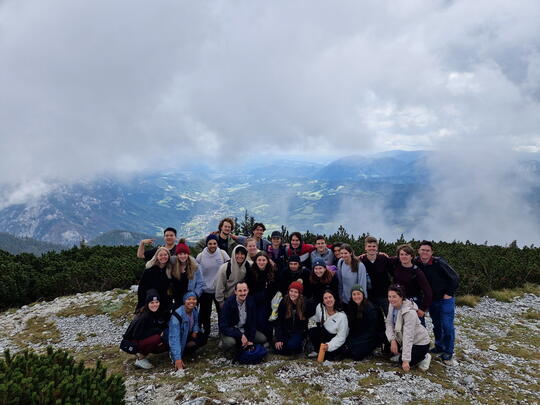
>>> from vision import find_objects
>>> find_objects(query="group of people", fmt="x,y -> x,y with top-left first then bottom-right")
122,218 -> 459,373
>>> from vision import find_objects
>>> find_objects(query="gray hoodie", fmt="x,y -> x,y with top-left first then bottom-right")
214,245 -> 248,304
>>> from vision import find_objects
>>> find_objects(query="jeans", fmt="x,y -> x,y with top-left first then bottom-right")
429,297 -> 455,356
274,331 -> 304,355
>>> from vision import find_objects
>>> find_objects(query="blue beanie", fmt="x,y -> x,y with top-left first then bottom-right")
206,234 -> 219,245
183,291 -> 197,303
312,258 -> 327,270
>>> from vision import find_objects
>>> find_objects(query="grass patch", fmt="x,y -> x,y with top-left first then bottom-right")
456,294 -> 480,307
55,292 -> 137,324
71,345 -> 130,376
523,309 -> 540,320
486,283 -> 540,302
14,316 -> 61,346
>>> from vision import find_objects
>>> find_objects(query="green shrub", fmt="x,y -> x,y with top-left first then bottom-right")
0,347 -> 125,404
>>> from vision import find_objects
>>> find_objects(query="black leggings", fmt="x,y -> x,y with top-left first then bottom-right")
308,326 -> 344,360
198,292 -> 221,337
400,343 -> 429,366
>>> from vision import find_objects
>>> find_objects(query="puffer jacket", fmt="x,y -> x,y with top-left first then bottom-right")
385,299 -> 430,362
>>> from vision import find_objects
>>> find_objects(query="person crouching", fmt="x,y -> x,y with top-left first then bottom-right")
386,284 -> 432,371
122,289 -> 169,369
218,282 -> 267,355
168,292 -> 206,370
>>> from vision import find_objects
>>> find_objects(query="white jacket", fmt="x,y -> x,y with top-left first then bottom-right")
310,304 -> 349,352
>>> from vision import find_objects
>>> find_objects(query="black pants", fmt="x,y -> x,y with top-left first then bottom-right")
308,326 -> 344,360
198,292 -> 221,338
400,343 -> 429,366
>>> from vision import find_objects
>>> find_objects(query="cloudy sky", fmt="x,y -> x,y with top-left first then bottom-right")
1,0 -> 539,243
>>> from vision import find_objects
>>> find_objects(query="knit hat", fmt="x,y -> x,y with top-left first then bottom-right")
288,281 -> 304,295
183,291 -> 197,303
145,289 -> 160,304
175,242 -> 190,255
312,258 -> 327,270
350,284 -> 365,296
288,255 -> 301,264
271,231 -> 282,239
206,234 -> 219,245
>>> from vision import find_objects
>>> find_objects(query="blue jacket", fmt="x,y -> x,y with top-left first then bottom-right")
168,306 -> 200,362
218,295 -> 257,342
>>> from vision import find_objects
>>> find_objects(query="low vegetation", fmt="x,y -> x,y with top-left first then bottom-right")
0,347 -> 125,404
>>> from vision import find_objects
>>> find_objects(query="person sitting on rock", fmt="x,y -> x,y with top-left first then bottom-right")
122,289 -> 169,369
168,292 -> 206,370
218,281 -> 267,355
385,284 -> 432,371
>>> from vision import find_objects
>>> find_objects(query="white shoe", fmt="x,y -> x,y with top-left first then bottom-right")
307,351 -> 318,358
390,354 -> 400,363
135,358 -> 153,369
418,353 -> 431,371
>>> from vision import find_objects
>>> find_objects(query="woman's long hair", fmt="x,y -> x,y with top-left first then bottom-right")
309,266 -> 333,285
251,251 -> 275,283
145,246 -> 172,269
340,243 -> 359,273
283,293 -> 306,320
169,239 -> 198,280
347,289 -> 368,321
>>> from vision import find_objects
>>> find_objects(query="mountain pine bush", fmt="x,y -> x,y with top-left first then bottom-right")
0,347 -> 125,404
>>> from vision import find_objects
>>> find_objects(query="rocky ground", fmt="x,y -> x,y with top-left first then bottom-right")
1,288 -> 539,405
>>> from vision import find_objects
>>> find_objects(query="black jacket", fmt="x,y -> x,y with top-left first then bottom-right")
219,295 -> 257,342
274,299 -> 308,341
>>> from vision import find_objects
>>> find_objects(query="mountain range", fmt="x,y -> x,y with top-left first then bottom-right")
1,150 -> 538,246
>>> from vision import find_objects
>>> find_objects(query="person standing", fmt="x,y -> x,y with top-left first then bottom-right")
337,244 -> 368,305
392,244 -> 432,326
137,227 -> 177,260
360,236 -> 394,317
196,234 -> 230,339
215,245 -> 249,308
310,235 -> 335,266
415,241 -> 459,365
216,218 -> 238,255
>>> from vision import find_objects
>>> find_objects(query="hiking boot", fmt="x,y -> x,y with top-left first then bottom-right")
429,346 -> 444,355
134,358 -> 153,369
440,353 -> 455,366
418,353 -> 431,371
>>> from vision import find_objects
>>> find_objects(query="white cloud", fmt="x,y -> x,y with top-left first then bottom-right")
1,0 -> 539,243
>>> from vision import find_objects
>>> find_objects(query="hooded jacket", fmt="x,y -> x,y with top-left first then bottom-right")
214,245 -> 249,304
385,299 -> 430,362
196,247 -> 230,293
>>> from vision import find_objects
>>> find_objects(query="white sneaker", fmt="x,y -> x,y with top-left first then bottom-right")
418,353 -> 431,371
390,354 -> 400,363
134,358 -> 153,369
307,351 -> 318,358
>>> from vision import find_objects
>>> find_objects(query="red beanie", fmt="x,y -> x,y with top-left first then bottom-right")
175,242 -> 190,255
288,281 -> 304,295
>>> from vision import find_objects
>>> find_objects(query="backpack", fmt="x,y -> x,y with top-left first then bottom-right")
236,344 -> 268,364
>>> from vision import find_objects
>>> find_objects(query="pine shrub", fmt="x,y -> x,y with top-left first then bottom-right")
0,347 -> 125,405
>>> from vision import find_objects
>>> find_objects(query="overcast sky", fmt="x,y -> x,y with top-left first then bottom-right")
1,0 -> 539,243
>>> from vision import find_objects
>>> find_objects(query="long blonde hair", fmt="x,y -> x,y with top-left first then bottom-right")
145,246 -> 172,270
